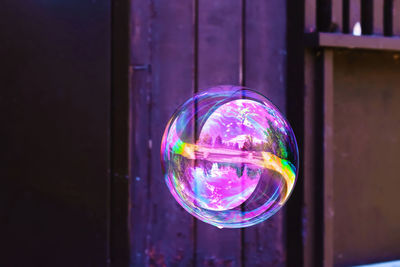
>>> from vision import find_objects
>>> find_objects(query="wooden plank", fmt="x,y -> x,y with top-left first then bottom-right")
145,0 -> 195,266
350,0 -> 362,35
305,32 -> 400,51
196,0 -> 242,265
0,0 -> 111,266
394,0 -> 400,35
243,0 -> 286,266
374,0 -> 385,34
304,49 -> 317,267
322,49 -> 334,267
130,0 -> 152,265
333,50 -> 400,266
361,0 -> 373,34
286,0 -> 306,265
332,0 -> 343,32
305,0 -> 317,32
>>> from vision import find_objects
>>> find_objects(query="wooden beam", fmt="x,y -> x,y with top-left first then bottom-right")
305,32 -> 400,51
322,49 -> 334,267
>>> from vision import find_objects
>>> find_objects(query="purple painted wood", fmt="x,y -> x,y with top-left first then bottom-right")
394,0 -> 400,35
130,0 -> 196,266
243,1 -> 287,265
332,0 -> 343,32
196,0 -> 243,266
150,0 -> 196,265
373,0 -> 385,34
130,0 -> 152,265
305,0 -> 317,33
350,0 -> 361,34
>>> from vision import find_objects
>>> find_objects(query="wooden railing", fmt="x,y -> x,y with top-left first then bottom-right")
305,0 -> 400,51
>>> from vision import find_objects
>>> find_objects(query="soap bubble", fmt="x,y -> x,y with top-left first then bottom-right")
161,85 -> 298,228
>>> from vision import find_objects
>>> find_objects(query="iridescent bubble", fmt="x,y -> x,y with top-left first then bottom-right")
161,85 -> 299,228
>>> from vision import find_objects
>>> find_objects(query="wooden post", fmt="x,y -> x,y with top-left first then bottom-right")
394,0 -> 400,35
243,0 -> 287,266
350,0 -> 362,35
196,0 -> 243,265
323,49 -> 334,267
332,0 -> 343,32
374,0 -> 385,34
305,0 -> 317,32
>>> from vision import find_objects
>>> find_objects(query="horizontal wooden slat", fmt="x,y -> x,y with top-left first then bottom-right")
305,32 -> 400,51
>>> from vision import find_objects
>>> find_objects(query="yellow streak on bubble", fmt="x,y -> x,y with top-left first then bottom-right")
172,141 -> 296,205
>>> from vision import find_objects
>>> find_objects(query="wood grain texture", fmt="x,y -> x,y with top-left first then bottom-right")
304,49 -> 318,267
333,50 -> 400,266
305,0 -> 317,32
130,0 -> 152,265
322,49 -> 334,267
196,0 -> 243,266
131,0 -> 196,266
305,32 -> 400,51
243,1 -> 287,265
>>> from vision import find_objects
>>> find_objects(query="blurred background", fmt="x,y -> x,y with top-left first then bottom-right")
1,0 -> 400,266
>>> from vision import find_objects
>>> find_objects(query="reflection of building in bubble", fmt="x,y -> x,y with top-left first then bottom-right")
161,86 -> 298,228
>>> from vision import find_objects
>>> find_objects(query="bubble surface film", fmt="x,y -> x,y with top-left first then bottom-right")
161,85 -> 299,228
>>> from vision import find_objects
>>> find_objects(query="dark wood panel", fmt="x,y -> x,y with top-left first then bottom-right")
333,50 -> 400,266
130,0 -> 152,265
243,1 -> 287,266
144,0 -> 196,266
196,0 -> 243,266
0,0 -> 111,266
110,0 -> 131,265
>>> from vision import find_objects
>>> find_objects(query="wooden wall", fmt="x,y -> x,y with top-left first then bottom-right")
304,0 -> 400,266
333,50 -> 400,266
130,0 -> 289,266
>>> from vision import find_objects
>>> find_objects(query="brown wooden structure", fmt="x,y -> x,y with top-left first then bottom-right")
303,0 -> 400,266
1,0 -> 400,266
